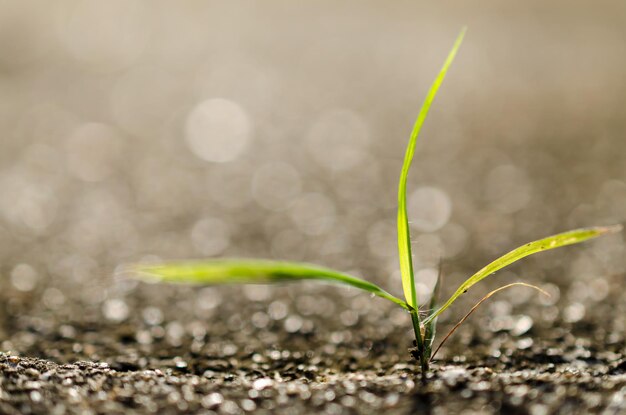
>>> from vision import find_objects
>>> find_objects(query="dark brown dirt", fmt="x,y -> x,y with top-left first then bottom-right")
1,281 -> 625,414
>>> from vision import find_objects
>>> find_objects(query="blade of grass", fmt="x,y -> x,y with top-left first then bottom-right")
423,225 -> 622,325
429,282 -> 548,362
398,27 -> 466,310
127,259 -> 409,310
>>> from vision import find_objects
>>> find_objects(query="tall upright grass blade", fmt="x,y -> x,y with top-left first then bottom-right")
128,259 -> 409,309
429,282 -> 548,362
423,225 -> 622,325
397,27 -> 466,310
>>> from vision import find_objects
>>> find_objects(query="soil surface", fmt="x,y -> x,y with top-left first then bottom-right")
1,282 -> 626,414
1,350 -> 625,415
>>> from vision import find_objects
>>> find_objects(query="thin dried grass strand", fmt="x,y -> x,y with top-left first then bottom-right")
429,282 -> 549,363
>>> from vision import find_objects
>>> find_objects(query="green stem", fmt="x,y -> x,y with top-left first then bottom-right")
410,309 -> 428,375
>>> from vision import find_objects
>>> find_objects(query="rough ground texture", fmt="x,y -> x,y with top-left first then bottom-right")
1,284 -> 626,414
1,339 -> 626,414
2,1 -> 626,414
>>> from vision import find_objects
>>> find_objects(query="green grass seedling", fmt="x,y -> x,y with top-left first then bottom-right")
130,28 -> 623,373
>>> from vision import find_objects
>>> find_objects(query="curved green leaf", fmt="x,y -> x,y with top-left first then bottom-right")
128,259 -> 409,310
423,225 -> 622,324
398,28 -> 466,309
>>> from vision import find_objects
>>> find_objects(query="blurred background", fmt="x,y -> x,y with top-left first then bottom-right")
0,1 -> 625,361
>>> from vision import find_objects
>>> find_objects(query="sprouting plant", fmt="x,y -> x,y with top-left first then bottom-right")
129,28 -> 622,373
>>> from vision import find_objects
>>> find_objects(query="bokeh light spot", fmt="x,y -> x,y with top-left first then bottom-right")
408,186 -> 452,232
185,98 -> 251,163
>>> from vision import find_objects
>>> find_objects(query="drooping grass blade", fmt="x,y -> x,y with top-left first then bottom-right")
423,225 -> 622,324
397,27 -> 466,310
128,259 -> 409,309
